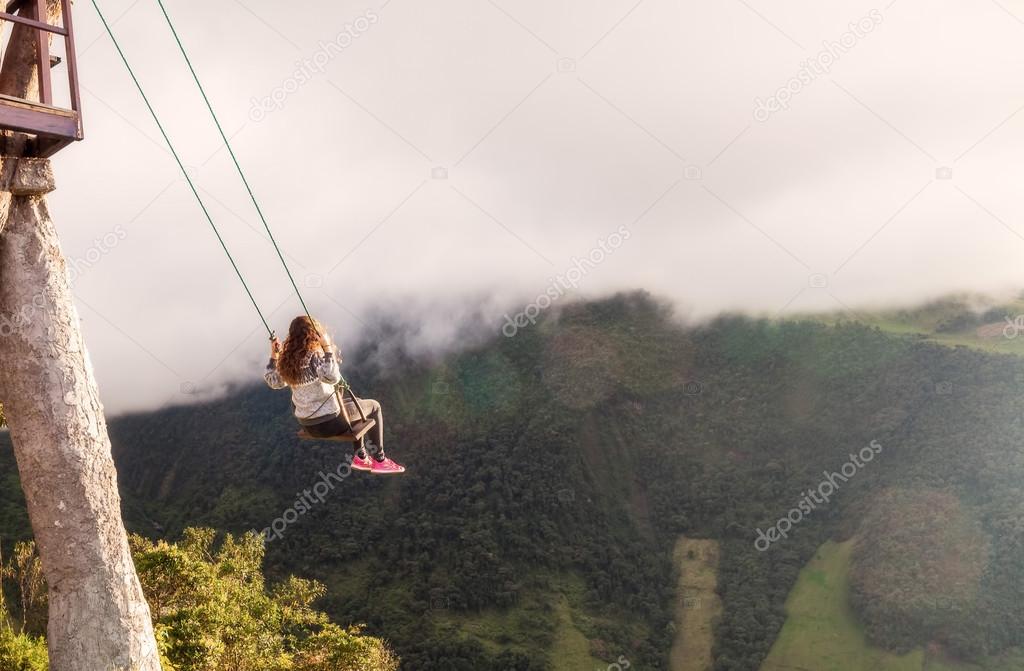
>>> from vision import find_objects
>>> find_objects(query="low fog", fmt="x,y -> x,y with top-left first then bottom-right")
40,0 -> 1024,412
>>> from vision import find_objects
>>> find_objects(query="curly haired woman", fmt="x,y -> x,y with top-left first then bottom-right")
264,315 -> 404,474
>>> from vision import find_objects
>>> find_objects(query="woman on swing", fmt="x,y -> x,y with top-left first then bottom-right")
264,316 -> 405,474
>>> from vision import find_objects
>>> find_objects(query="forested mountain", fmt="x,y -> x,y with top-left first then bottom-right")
3,291 -> 1024,670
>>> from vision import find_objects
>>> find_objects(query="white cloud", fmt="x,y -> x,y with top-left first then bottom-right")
41,0 -> 1024,412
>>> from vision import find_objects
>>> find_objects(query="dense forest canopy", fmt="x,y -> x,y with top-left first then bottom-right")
3,292 -> 1024,670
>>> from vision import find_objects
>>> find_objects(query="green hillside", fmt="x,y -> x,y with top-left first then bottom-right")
811,293 -> 1024,356
5,292 -> 1024,670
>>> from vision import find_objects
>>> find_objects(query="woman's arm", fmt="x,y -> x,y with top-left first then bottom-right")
314,333 -> 342,384
314,348 -> 342,385
264,337 -> 287,389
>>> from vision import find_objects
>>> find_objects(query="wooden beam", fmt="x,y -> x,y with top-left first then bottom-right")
0,11 -> 67,35
31,0 -> 51,105
0,98 -> 78,137
0,93 -> 76,117
33,134 -> 72,158
59,0 -> 81,134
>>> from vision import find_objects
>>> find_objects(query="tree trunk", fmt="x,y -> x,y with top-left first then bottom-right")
0,3 -> 162,670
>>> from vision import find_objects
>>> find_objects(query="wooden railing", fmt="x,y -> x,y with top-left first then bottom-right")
0,0 -> 82,156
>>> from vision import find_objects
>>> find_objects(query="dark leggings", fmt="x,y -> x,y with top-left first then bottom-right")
304,417 -> 364,456
304,404 -> 384,457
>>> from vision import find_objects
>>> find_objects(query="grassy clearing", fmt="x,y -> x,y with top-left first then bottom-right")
431,571 -> 636,669
760,539 -> 923,671
760,540 -> 1024,671
669,537 -> 721,671
430,576 -> 554,658
549,595 -> 607,671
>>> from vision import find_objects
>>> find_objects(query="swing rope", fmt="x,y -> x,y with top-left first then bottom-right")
150,0 -> 363,421
154,0 -> 315,326
93,1 -> 365,423
90,0 -> 273,337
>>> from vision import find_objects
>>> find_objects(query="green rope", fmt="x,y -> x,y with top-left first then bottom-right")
155,0 -> 315,326
153,1 -> 357,396
91,0 -> 272,337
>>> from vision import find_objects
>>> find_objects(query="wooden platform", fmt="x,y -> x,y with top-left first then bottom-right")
0,95 -> 81,156
0,0 -> 84,157
297,419 -> 375,443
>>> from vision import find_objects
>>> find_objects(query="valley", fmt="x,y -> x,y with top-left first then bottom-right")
5,293 -> 1024,669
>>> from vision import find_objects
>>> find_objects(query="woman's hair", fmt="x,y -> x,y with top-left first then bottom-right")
277,315 -> 324,385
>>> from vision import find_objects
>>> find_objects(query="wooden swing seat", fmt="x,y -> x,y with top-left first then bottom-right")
297,418 -> 375,443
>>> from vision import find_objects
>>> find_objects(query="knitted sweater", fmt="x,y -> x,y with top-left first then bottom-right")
264,349 -> 342,425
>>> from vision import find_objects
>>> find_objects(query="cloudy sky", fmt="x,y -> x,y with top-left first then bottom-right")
39,0 -> 1024,412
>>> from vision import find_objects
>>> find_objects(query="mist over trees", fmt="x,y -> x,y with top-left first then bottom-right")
4,292 -> 1024,669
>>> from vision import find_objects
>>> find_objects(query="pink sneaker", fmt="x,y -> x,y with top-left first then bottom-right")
370,457 -> 406,475
351,453 -> 373,472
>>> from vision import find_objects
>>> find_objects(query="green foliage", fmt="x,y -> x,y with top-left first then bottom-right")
130,528 -> 398,671
0,541 -> 46,637
0,552 -> 47,671
293,624 -> 400,671
9,542 -> 45,635
0,628 -> 47,671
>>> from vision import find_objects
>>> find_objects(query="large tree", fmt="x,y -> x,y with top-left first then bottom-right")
0,2 -> 161,669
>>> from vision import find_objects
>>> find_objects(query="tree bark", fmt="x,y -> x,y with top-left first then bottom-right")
0,3 -> 162,670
